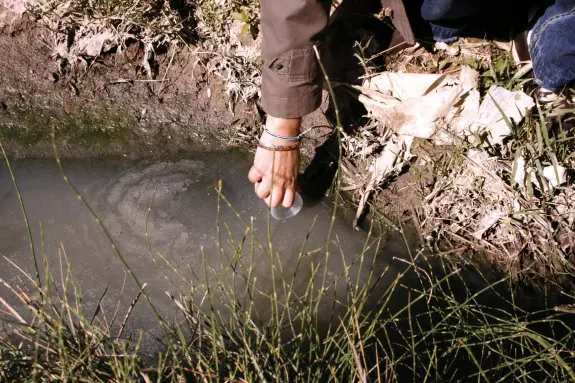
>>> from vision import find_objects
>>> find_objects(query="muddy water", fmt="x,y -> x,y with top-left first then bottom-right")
0,151 -> 413,355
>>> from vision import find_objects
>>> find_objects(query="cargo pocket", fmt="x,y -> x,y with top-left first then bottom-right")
267,47 -> 318,83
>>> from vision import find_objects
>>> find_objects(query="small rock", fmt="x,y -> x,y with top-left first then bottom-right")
0,102 -> 6,112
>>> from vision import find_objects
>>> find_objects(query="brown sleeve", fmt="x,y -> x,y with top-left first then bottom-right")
260,0 -> 330,119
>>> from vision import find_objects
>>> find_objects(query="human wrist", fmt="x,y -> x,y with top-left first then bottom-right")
260,116 -> 302,146
265,116 -> 301,135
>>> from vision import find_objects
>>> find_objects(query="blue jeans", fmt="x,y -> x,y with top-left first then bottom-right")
420,0 -> 575,90
529,1 -> 575,90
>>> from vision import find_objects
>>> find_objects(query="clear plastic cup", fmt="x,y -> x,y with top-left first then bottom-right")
270,192 -> 303,220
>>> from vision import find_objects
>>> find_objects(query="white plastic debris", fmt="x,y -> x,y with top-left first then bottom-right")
473,210 -> 505,239
354,135 -> 413,225
542,165 -> 567,188
361,71 -> 450,101
474,85 -> 535,145
512,157 -> 567,191
356,70 -> 471,140
55,29 -> 117,60
354,66 -> 485,145
368,135 -> 414,182
353,68 -> 535,146
435,41 -> 460,56
512,155 -> 526,186
466,148 -> 491,176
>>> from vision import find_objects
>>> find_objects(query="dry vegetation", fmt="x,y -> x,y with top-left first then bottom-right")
339,39 -> 575,285
21,0 -> 262,103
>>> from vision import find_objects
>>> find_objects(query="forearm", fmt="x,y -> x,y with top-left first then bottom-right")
260,0 -> 330,118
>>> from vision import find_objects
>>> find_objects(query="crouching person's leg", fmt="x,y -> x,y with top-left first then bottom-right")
529,1 -> 575,91
420,0 -> 483,41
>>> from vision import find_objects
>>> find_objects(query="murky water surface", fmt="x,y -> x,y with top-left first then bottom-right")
0,151 -> 412,354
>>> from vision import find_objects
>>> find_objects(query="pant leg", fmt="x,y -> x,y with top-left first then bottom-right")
420,0 -> 537,42
529,0 -> 575,90
420,0 -> 483,41
421,0 -> 482,20
381,0 -> 416,44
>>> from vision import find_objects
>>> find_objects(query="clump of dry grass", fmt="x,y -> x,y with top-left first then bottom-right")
192,0 -> 262,105
23,0 -> 262,104
0,258 -> 147,381
419,142 -> 575,277
417,86 -> 575,283
27,0 -> 191,76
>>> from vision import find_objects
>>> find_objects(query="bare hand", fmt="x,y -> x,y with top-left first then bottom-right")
248,116 -> 301,208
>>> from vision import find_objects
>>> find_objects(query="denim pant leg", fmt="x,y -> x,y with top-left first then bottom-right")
420,0 -> 483,41
529,1 -> 575,90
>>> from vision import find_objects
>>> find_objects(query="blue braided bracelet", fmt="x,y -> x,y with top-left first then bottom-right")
263,126 -> 304,141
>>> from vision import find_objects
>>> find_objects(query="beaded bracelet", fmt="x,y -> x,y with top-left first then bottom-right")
257,141 -> 300,151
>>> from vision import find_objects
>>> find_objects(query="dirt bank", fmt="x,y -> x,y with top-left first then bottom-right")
0,22 -> 328,160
